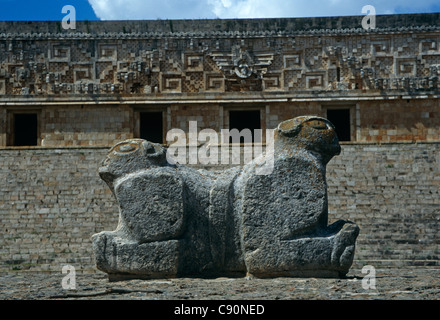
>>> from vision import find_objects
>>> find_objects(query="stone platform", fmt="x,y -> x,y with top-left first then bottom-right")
1,267 -> 439,300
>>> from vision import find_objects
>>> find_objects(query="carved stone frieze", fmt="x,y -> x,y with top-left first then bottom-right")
0,16 -> 439,97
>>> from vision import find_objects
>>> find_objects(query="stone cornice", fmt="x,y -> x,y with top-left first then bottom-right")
0,13 -> 439,39
1,25 -> 440,40
1,92 -> 439,106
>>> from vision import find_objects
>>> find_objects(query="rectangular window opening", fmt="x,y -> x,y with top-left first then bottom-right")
228,110 -> 261,143
326,108 -> 351,142
13,113 -> 38,146
140,112 -> 164,144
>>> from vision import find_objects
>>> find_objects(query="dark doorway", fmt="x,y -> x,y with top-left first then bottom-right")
229,110 -> 261,143
326,109 -> 351,141
140,112 -> 163,143
14,113 -> 38,146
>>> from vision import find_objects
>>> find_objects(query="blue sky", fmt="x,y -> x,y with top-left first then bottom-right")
0,0 -> 99,20
0,0 -> 439,20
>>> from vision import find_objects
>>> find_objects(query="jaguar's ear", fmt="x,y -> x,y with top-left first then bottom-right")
277,116 -> 334,137
277,116 -> 318,137
277,119 -> 301,137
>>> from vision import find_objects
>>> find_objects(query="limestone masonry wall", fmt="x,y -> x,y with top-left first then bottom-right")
327,143 -> 440,267
0,148 -> 114,273
40,105 -> 133,147
1,142 -> 439,273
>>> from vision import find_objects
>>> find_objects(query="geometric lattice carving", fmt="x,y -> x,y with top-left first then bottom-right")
73,64 -> 94,82
0,17 -> 438,96
305,72 -> 326,89
283,54 -> 301,69
0,79 -> 5,94
204,72 -> 225,92
420,39 -> 437,53
371,39 -> 391,55
262,73 -> 283,91
160,73 -> 182,93
395,58 -> 417,76
184,54 -> 204,72
98,44 -> 118,62
49,44 -> 71,62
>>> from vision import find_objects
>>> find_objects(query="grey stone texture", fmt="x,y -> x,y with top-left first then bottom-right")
92,116 -> 360,279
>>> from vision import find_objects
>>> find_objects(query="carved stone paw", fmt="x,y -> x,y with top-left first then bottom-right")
331,222 -> 360,275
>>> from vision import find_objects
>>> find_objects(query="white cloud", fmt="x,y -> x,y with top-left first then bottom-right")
88,0 -> 217,20
88,0 -> 439,20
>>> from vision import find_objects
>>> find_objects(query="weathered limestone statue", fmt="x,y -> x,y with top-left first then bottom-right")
92,116 -> 359,280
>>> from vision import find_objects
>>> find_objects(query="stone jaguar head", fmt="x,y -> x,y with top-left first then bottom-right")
276,115 -> 341,164
99,139 -> 167,191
